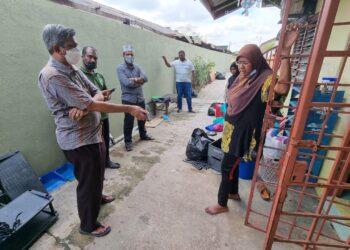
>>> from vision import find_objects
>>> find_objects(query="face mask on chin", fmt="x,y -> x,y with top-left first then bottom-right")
64,47 -> 81,65
84,61 -> 97,71
124,55 -> 134,64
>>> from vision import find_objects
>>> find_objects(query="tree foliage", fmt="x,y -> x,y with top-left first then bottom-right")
192,56 -> 215,88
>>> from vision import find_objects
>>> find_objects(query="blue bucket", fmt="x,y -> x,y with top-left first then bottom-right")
239,160 -> 255,180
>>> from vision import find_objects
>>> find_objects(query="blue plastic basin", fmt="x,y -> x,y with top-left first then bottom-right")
55,163 -> 75,181
40,172 -> 66,192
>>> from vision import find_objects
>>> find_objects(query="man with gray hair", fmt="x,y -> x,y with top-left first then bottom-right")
38,24 -> 146,237
117,44 -> 154,152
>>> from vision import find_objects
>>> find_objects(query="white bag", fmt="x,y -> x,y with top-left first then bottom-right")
263,128 -> 288,159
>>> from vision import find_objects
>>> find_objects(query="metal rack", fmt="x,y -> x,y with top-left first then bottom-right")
245,0 -> 350,248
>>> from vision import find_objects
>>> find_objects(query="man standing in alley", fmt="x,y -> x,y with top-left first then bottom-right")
162,51 -> 196,113
81,46 -> 120,169
117,44 -> 154,152
38,24 -> 146,237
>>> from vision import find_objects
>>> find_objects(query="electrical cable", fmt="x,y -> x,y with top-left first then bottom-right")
0,212 -> 22,243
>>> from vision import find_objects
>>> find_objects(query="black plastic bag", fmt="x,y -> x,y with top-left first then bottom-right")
186,128 -> 214,161
191,90 -> 198,98
215,72 -> 226,80
208,107 -> 215,116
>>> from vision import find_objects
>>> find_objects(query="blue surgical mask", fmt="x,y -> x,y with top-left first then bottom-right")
124,55 -> 134,64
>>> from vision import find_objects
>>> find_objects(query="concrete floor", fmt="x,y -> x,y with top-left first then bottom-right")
31,79 -> 329,250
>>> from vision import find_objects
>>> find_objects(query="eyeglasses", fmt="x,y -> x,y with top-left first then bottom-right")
236,61 -> 250,66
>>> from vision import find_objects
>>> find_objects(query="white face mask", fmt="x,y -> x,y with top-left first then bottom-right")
124,55 -> 134,64
64,47 -> 80,65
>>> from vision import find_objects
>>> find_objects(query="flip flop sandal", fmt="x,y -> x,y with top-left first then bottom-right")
79,225 -> 111,237
228,193 -> 241,201
257,183 -> 271,201
101,194 -> 115,204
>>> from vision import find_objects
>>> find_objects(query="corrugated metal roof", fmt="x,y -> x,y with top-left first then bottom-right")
200,0 -> 240,19
50,0 -> 183,37
49,0 -> 232,53
200,0 -> 281,19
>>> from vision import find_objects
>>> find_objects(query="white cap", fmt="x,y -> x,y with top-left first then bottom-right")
122,44 -> 134,52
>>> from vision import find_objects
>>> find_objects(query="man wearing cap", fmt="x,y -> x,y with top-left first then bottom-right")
116,44 -> 154,152
162,50 -> 196,113
81,46 -> 120,169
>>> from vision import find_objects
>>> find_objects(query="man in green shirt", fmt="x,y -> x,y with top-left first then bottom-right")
81,46 -> 120,169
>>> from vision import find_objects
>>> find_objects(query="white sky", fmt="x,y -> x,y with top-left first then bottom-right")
94,0 -> 281,52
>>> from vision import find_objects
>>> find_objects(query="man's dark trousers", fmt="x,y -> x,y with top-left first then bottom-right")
63,142 -> 106,232
218,153 -> 239,207
122,100 -> 147,142
102,118 -> 111,162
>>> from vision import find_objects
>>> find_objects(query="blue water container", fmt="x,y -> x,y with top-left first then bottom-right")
239,160 -> 256,180
55,162 -> 75,181
40,172 -> 66,192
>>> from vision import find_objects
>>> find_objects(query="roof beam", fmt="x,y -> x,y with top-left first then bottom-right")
212,0 -> 239,12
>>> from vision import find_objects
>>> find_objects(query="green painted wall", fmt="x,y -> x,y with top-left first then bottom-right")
0,0 -> 233,175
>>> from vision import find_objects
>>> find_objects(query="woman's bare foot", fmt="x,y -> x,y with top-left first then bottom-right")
228,193 -> 241,201
205,204 -> 229,215
101,194 -> 115,204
